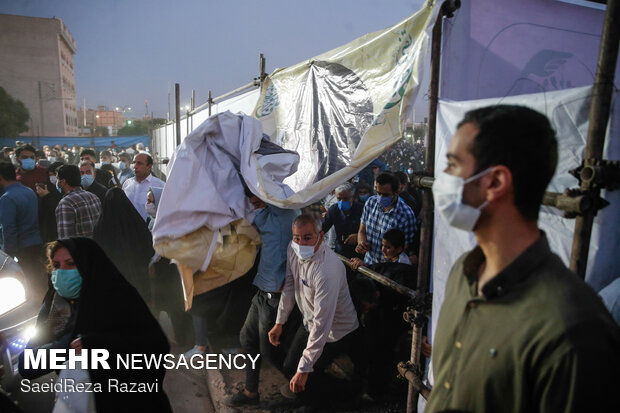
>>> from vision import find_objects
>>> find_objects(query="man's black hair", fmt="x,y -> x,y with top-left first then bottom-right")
375,172 -> 400,193
382,228 -> 405,249
136,152 -> 153,166
15,144 -> 36,157
48,161 -> 65,175
0,161 -> 17,181
35,150 -> 46,158
80,149 -> 97,159
394,170 -> 409,185
356,181 -> 371,193
458,104 -> 557,221
57,164 -> 81,187
243,184 -> 255,198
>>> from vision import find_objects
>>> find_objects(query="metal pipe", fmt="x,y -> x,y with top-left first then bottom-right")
208,90 -> 212,117
336,254 -> 418,300
398,362 -> 431,400
191,89 -> 195,131
407,7 -> 444,411
175,83 -> 181,146
191,81 -> 257,116
259,53 -> 266,85
570,0 -> 620,279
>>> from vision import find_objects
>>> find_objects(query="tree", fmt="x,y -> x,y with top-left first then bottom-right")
95,126 -> 109,137
117,118 -> 166,136
0,87 -> 29,137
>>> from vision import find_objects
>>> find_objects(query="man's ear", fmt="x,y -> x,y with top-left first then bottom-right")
486,165 -> 512,202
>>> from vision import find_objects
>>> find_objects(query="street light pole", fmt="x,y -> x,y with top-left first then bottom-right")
38,81 -> 45,137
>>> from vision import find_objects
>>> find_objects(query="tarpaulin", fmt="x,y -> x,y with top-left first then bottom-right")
431,85 -> 620,347
152,112 -> 298,304
439,0 -> 618,101
250,0 -> 441,208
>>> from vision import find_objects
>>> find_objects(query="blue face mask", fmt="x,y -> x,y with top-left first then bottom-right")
379,195 -> 395,208
21,158 -> 35,171
338,200 -> 351,212
118,162 -> 127,171
359,194 -> 370,202
81,174 -> 94,187
51,268 -> 82,299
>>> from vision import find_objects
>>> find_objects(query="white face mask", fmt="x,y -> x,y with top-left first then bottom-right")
49,176 -> 58,185
145,202 -> 157,218
432,168 -> 492,232
291,235 -> 320,260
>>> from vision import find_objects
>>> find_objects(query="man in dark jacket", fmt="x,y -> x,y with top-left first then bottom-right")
322,182 -> 364,258
79,161 -> 107,203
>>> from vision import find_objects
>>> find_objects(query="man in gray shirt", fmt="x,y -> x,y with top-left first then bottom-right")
269,213 -> 360,407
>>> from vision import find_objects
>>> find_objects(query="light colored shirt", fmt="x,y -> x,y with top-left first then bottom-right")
122,174 -> 165,221
383,251 -> 411,265
276,241 -> 359,373
252,205 -> 299,292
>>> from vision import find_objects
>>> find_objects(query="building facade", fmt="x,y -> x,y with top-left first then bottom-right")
78,106 -> 126,136
0,14 -> 78,137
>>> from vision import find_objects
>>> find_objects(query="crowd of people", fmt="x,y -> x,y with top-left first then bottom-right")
3,104 -> 620,412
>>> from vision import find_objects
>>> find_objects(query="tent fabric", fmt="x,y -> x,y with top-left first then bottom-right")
438,0 -> 618,102
431,85 -> 620,350
152,112 -> 297,281
160,219 -> 260,310
248,0 -> 441,209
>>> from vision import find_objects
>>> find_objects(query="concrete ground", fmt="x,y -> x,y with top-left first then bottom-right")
202,334 -> 407,413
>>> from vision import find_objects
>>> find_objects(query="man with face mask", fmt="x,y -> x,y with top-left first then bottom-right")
426,105 -> 620,412
321,182 -> 364,258
268,214 -> 360,408
117,152 -> 134,185
79,161 -> 107,203
356,172 -> 417,265
15,144 -> 48,191
55,164 -> 102,239
222,187 -> 300,408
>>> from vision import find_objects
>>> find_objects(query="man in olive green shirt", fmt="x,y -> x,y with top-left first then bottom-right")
427,105 -> 620,412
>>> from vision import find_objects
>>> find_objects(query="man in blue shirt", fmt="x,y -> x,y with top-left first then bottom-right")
356,172 -> 417,265
222,187 -> 300,407
0,161 -> 44,281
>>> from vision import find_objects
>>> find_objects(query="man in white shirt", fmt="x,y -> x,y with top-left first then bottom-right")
269,213 -> 361,407
122,153 -> 164,220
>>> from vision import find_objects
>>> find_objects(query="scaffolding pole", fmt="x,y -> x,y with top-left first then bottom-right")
175,83 -> 181,146
569,0 -> 620,279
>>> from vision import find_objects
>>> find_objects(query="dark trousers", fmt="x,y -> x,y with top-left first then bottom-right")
239,290 -> 282,393
283,325 -> 363,405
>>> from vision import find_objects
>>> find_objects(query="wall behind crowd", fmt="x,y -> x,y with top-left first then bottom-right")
0,136 -> 149,152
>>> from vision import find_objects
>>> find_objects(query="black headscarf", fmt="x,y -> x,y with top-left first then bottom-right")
60,237 -> 171,412
93,188 -> 154,302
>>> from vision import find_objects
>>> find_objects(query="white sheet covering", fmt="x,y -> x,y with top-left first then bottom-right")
152,111 -> 298,272
432,85 -> 620,345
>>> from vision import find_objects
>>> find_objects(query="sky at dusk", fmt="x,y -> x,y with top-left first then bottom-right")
1,0 -> 429,120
